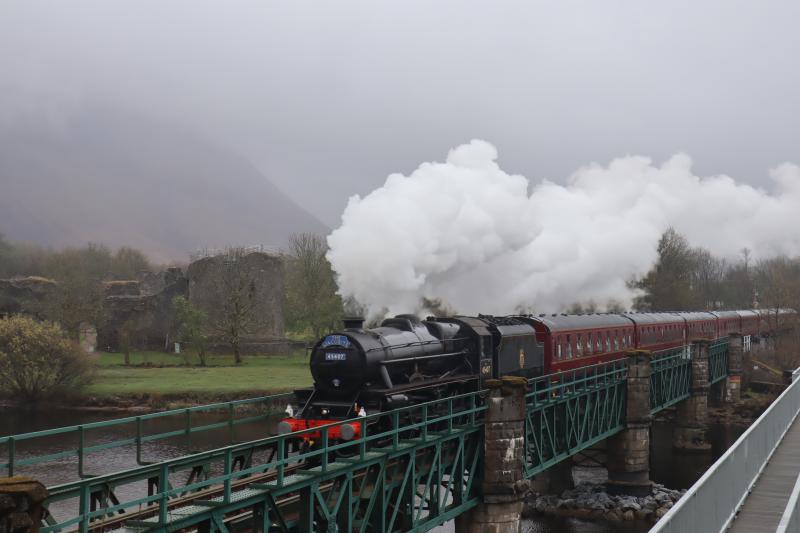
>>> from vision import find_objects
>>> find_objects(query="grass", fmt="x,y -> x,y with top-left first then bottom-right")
86,351 -> 313,397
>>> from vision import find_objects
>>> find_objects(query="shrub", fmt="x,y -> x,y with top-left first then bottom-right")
0,315 -> 94,400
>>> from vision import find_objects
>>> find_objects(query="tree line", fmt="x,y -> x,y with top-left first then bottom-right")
0,234 -> 155,341
0,231 -> 347,361
631,228 -> 799,315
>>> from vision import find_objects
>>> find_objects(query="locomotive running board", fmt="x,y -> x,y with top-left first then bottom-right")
369,375 -> 478,395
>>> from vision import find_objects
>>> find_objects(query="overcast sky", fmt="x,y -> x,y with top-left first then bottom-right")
2,0 -> 799,226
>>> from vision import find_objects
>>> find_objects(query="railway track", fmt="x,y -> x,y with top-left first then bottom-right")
71,462 -> 307,532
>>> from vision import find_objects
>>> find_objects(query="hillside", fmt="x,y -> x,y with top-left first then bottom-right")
0,108 -> 327,260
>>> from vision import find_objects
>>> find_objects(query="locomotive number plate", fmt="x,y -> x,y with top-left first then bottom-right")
325,352 -> 347,361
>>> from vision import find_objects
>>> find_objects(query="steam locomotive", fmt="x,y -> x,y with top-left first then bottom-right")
278,309 -> 795,439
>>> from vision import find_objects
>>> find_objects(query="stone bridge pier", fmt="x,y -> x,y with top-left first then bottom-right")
455,376 -> 529,533
0,477 -> 48,533
673,340 -> 711,451
607,350 -> 652,496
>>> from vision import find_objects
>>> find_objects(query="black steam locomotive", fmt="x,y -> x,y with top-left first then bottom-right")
278,314 -> 542,439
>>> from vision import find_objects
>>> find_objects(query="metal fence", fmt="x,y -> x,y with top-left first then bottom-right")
650,365 -> 800,533
650,347 -> 692,414
40,390 -> 486,533
708,339 -> 729,384
524,358 -> 627,477
0,393 -> 293,479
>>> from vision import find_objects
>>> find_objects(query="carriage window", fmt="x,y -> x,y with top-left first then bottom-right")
566,335 -> 573,359
577,335 -> 583,356
557,342 -> 562,359
606,335 -> 611,351
614,333 -> 620,350
597,334 -> 603,351
586,334 -> 593,354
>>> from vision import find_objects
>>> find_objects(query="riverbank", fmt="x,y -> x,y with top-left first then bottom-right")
2,351 -> 312,412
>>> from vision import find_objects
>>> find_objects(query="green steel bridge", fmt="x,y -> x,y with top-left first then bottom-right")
0,340 -> 731,533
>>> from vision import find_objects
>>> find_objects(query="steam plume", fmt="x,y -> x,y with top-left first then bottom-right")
327,140 -> 800,315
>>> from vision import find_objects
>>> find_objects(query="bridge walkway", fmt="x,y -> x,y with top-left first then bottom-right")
729,410 -> 800,532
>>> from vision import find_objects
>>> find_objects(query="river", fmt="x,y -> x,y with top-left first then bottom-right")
1,408 -> 744,532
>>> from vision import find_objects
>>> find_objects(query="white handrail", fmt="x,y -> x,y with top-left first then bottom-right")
650,367 -> 800,533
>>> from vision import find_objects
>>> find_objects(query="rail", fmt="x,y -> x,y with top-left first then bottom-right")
41,389 -> 486,532
650,365 -> 800,533
0,393 -> 293,478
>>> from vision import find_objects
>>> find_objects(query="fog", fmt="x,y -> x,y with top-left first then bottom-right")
2,1 -> 799,238
328,140 -> 800,315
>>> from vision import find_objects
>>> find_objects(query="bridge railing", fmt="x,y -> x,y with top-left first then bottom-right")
524,359 -> 628,476
0,392 -> 294,479
41,389 -> 486,532
650,347 -> 692,414
650,365 -> 800,533
709,339 -> 729,384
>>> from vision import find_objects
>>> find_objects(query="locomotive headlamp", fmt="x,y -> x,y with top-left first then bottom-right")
332,378 -> 341,387
321,408 -> 330,416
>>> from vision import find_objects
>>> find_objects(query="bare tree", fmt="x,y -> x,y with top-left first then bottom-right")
118,317 -> 140,366
285,233 -> 342,340
691,248 -> 727,309
192,248 -> 261,364
38,275 -> 105,341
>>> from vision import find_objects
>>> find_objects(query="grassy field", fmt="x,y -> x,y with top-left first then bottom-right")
86,351 -> 313,397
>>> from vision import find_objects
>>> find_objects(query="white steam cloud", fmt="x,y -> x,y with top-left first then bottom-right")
327,140 -> 800,315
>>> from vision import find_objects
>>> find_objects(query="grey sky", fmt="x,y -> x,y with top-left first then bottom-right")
2,0 -> 799,226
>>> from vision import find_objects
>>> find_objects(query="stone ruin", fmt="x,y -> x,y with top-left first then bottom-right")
0,252 -> 286,353
95,267 -> 189,351
187,252 -> 285,342
0,276 -> 56,318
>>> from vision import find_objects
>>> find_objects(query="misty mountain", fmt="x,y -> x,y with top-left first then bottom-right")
0,107 -> 328,261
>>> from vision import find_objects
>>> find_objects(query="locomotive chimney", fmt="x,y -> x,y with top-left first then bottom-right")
343,316 -> 365,330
